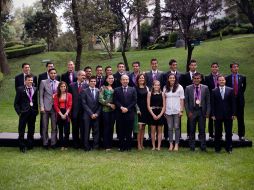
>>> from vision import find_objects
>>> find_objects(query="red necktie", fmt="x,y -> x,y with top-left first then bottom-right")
78,83 -> 81,93
234,75 -> 238,96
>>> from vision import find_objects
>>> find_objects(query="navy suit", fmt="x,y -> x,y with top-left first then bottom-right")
61,71 -> 77,86
14,86 -> 38,149
211,86 -> 236,152
145,70 -> 163,89
225,74 -> 246,138
69,82 -> 88,147
81,87 -> 101,150
15,73 -> 37,91
114,86 -> 137,151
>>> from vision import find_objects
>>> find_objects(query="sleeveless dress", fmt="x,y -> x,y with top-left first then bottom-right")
136,86 -> 149,124
149,93 -> 164,126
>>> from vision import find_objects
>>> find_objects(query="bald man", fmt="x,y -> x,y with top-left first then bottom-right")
61,61 -> 77,86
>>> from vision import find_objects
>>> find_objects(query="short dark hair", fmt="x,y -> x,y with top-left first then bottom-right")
89,75 -> 97,82
84,66 -> 92,71
132,61 -> 140,66
189,59 -> 197,64
169,59 -> 177,65
217,74 -> 225,80
96,65 -> 103,70
25,74 -> 33,81
211,62 -> 219,67
46,61 -> 53,67
105,66 -> 112,72
150,58 -> 157,63
193,72 -> 202,78
230,62 -> 239,68
48,68 -> 57,73
117,62 -> 125,67
22,63 -> 30,68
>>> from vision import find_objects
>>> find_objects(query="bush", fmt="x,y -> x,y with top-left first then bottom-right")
147,42 -> 173,50
4,41 -> 22,48
4,45 -> 24,51
6,44 -> 46,59
169,32 -> 178,45
232,27 -> 249,34
0,72 -> 3,83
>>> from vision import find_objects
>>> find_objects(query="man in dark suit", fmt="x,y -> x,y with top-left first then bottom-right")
162,59 -> 182,140
113,62 -> 128,89
180,59 -> 204,138
14,74 -> 38,153
69,70 -> 88,148
204,62 -> 220,140
128,61 -> 141,87
211,75 -> 236,153
226,62 -> 247,141
185,73 -> 210,152
61,61 -> 77,87
145,58 -> 163,89
15,63 -> 37,91
95,65 -> 105,89
84,66 -> 92,85
113,75 -> 137,151
80,76 -> 101,151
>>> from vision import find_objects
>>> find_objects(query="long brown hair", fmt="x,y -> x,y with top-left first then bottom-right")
57,81 -> 68,98
136,73 -> 146,88
165,73 -> 179,93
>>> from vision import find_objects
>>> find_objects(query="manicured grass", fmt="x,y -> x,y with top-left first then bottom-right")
0,34 -> 254,190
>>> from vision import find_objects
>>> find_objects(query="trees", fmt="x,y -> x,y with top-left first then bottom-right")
164,0 -> 221,71
152,0 -> 161,40
0,0 -> 11,74
234,0 -> 254,27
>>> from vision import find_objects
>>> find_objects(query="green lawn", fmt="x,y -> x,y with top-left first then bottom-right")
0,34 -> 254,190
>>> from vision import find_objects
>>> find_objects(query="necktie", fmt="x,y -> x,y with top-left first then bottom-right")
51,80 -> 55,94
78,83 -> 81,93
69,72 -> 73,83
98,77 -> 102,88
220,87 -> 224,100
213,75 -> 218,88
91,89 -> 96,100
123,87 -> 127,95
195,87 -> 199,100
152,72 -> 157,81
28,88 -> 32,97
233,75 -> 238,96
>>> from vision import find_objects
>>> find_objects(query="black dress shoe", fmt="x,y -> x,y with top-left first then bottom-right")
227,150 -> 232,154
190,147 -> 195,152
84,148 -> 91,152
239,137 -> 247,141
51,145 -> 57,149
43,145 -> 49,150
201,148 -> 207,152
20,147 -> 26,153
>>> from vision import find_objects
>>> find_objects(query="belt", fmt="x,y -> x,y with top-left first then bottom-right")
151,106 -> 162,109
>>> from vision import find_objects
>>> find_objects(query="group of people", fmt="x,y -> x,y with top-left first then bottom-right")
14,58 -> 247,154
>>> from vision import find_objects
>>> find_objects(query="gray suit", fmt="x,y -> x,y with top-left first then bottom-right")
39,79 -> 59,146
185,84 -> 210,150
80,87 -> 101,150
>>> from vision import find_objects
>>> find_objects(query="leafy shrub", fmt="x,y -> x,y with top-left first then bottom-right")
4,41 -> 22,48
169,32 -> 178,44
4,45 -> 24,51
232,27 -> 248,34
6,44 -> 46,59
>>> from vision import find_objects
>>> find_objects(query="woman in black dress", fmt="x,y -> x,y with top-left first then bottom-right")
136,74 -> 149,150
147,80 -> 166,150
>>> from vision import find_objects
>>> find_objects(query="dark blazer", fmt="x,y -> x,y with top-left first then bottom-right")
184,84 -> 211,116
128,72 -> 139,87
113,86 -> 137,120
145,70 -> 163,89
15,73 -> 37,91
113,72 -> 127,89
204,73 -> 217,93
211,86 -> 236,119
80,88 -> 101,117
162,71 -> 182,88
69,82 -> 89,118
38,72 -> 60,90
180,72 -> 204,90
61,71 -> 77,86
14,86 -> 38,115
225,74 -> 246,105
95,76 -> 105,89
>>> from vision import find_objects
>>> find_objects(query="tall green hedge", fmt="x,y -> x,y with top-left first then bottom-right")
6,44 -> 46,59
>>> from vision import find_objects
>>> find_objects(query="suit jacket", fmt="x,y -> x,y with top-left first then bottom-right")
184,84 -> 210,116
180,72 -> 204,90
61,71 -> 77,86
145,70 -> 163,89
15,73 -> 37,91
113,86 -> 137,120
80,87 -> 101,117
211,86 -> 236,119
162,71 -> 182,88
225,74 -> 246,106
39,79 -> 60,111
53,93 -> 73,114
95,76 -> 105,89
204,73 -> 218,93
69,82 -> 89,118
38,72 -> 60,90
14,86 -> 38,115
128,72 -> 140,87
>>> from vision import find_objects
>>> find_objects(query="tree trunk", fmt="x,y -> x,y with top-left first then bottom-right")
186,40 -> 194,72
109,33 -> 114,51
71,0 -> 82,71
122,30 -> 129,71
137,7 -> 141,50
0,5 -> 10,75
98,35 -> 112,59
